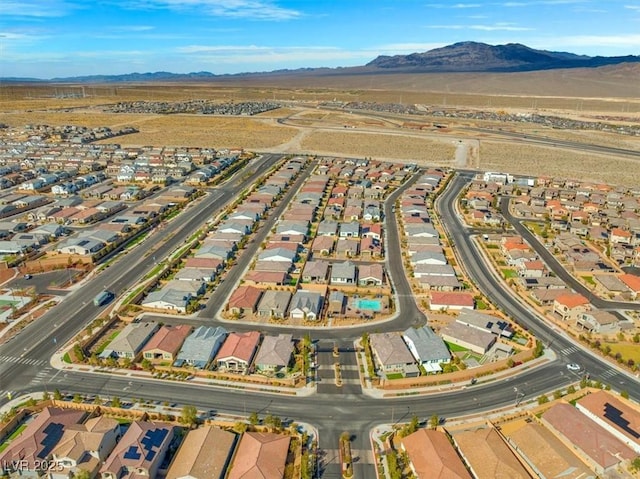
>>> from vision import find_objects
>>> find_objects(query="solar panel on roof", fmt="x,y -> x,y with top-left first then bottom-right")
141,428 -> 169,460
123,445 -> 141,460
604,402 -> 640,439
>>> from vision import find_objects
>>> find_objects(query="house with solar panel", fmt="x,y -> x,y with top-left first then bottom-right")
0,407 -> 85,477
100,421 -> 175,479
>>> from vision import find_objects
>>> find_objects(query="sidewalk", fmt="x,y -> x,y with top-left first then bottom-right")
359,347 -> 557,399
49,346 -> 317,398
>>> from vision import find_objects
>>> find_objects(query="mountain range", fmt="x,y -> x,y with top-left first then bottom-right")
3,41 -> 640,83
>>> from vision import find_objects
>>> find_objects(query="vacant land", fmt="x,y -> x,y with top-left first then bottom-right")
300,130 -> 456,163
2,77 -> 639,185
479,141 -> 640,186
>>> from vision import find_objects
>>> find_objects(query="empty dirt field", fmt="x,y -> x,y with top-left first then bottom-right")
478,141 -> 640,186
3,81 -> 640,186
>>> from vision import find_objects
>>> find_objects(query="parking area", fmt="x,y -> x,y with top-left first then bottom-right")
7,269 -> 83,296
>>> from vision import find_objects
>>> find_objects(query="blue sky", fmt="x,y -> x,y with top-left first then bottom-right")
2,0 -> 640,78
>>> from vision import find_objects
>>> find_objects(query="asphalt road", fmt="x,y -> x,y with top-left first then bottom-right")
437,172 -> 639,398
1,161 -> 639,478
499,197 -> 640,311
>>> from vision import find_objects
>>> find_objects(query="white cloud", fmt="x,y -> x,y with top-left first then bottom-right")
624,4 -> 640,11
0,0 -> 75,17
131,0 -> 302,20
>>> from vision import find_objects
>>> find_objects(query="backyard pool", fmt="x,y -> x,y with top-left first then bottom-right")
354,298 -> 382,312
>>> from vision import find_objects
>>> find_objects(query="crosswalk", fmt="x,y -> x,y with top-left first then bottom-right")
600,369 -> 618,379
559,346 -> 580,355
0,355 -> 48,367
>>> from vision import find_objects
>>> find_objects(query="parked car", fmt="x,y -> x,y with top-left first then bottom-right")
23,274 -> 32,280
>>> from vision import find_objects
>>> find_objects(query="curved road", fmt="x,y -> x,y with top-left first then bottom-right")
1,163 -> 639,477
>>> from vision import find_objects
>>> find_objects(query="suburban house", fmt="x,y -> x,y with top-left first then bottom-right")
330,261 -> 357,285
227,285 -> 263,316
429,291 -> 475,311
302,260 -> 329,283
402,326 -> 451,373
166,426 -> 237,479
576,310 -> 620,334
227,432 -> 290,479
338,221 -> 360,238
51,416 -> 120,479
619,273 -> 640,299
452,427 -> 531,479
553,293 -> 590,320
400,429 -> 472,479
254,333 -> 295,374
358,263 -> 384,286
141,287 -> 193,314
317,219 -> 339,236
440,322 -> 496,355
258,247 -> 297,263
456,310 -> 514,339
327,291 -> 346,316
0,408 -> 86,477
256,290 -> 292,320
100,321 -> 159,360
142,324 -> 192,363
311,236 -> 335,255
215,331 -> 261,375
542,403 -> 635,475
174,326 -> 228,369
369,332 -> 419,378
517,260 -> 546,278
410,251 -> 447,266
288,290 -> 323,321
99,421 -> 176,479
576,391 -> 640,454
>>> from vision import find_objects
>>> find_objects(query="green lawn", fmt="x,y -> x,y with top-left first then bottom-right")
604,342 -> 640,363
96,331 -> 120,355
475,299 -> 488,310
0,424 -> 27,452
582,276 -> 596,286
502,269 -> 518,279
63,353 -> 72,364
385,373 -> 404,380
445,341 -> 468,353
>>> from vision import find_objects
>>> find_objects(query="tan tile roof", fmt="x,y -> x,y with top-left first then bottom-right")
577,391 -> 640,447
227,432 -> 290,479
543,403 -> 635,469
0,407 -> 85,471
166,426 -> 236,479
453,428 -> 531,479
401,429 -> 471,479
143,324 -> 192,356
507,422 -> 592,479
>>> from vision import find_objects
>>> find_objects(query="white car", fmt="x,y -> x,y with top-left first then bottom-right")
566,363 -> 581,371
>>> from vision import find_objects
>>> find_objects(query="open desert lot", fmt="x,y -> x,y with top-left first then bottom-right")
2,75 -> 640,186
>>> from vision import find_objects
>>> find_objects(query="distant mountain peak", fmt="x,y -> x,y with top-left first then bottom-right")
365,41 -> 638,72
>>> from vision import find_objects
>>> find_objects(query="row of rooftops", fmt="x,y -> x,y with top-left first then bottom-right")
399,389 -> 640,479
101,320 -> 296,373
0,406 -> 290,479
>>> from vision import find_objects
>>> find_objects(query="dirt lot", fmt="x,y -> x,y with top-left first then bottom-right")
2,82 -> 640,186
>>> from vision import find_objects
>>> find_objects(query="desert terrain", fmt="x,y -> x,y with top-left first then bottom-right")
2,67 -> 640,185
